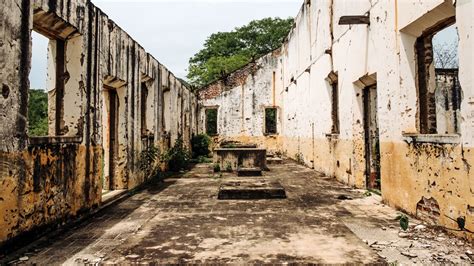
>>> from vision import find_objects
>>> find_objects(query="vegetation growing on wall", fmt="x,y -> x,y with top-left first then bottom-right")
28,89 -> 48,136
138,145 -> 160,177
191,134 -> 211,158
213,163 -> 221,173
225,162 -> 233,172
187,17 -> 294,87
161,136 -> 191,172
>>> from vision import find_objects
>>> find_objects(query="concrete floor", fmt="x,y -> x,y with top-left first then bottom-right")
8,160 -> 473,264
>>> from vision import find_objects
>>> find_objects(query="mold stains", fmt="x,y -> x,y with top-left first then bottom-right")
416,197 -> 440,225
2,84 -> 10,99
2,0 -> 197,249
18,0 -> 32,148
29,144 -> 79,194
197,0 -> 471,241
461,146 -> 471,174
407,142 -> 456,160
32,154 -> 42,193
468,205 -> 474,215
48,0 -> 57,12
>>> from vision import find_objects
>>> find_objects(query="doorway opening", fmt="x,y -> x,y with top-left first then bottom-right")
104,88 -> 119,192
363,84 -> 381,191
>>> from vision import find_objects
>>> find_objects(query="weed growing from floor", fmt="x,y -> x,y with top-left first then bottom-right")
161,136 -> 191,172
396,213 -> 409,231
191,134 -> 211,158
138,145 -> 159,177
225,162 -> 232,172
213,163 -> 221,172
295,152 -> 304,164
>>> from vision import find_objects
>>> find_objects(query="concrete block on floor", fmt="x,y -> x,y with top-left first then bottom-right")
218,179 -> 286,200
237,167 -> 263,176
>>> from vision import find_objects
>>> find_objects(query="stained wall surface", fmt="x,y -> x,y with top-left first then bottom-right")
0,0 -> 197,248
197,52 -> 283,152
198,0 -> 473,238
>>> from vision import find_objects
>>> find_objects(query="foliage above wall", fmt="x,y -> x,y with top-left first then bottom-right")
28,89 -> 48,136
187,17 -> 294,88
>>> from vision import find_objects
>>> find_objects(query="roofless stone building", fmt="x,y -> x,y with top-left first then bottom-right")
0,0 -> 473,250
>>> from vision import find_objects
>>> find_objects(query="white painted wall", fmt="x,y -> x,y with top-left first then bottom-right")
198,0 -> 474,235
199,54 -> 281,138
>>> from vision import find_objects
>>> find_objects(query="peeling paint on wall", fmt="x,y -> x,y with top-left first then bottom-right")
198,51 -> 283,153
0,0 -> 197,248
197,0 -> 474,240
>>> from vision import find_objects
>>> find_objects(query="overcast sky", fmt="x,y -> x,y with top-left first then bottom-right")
29,0 -> 457,90
30,0 -> 301,89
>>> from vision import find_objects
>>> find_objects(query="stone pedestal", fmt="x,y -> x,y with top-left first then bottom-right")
213,148 -> 267,172
217,179 -> 286,200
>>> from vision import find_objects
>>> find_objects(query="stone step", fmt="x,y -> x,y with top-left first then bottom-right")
267,157 -> 283,164
237,167 -> 262,176
218,179 -> 287,200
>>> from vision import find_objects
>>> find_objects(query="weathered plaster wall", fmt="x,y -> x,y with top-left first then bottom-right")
198,52 -> 283,152
198,0 -> 473,238
0,0 -> 197,248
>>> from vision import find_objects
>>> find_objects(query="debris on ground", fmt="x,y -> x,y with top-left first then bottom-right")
341,192 -> 474,265
3,162 -> 472,264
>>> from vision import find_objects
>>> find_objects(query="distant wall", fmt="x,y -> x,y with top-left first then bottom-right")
198,51 -> 283,153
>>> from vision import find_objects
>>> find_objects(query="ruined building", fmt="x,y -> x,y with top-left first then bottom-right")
0,0 -> 197,248
198,0 -> 473,238
0,0 -> 473,251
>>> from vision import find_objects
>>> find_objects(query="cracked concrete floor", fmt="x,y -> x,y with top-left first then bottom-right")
8,160 -> 473,264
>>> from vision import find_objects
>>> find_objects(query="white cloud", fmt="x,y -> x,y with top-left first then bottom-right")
29,1 -> 301,85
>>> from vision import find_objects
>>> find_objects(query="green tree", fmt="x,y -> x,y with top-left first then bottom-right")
187,17 -> 294,87
28,89 -> 48,136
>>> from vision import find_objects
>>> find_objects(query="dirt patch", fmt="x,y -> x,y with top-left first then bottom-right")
7,161 -> 470,264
